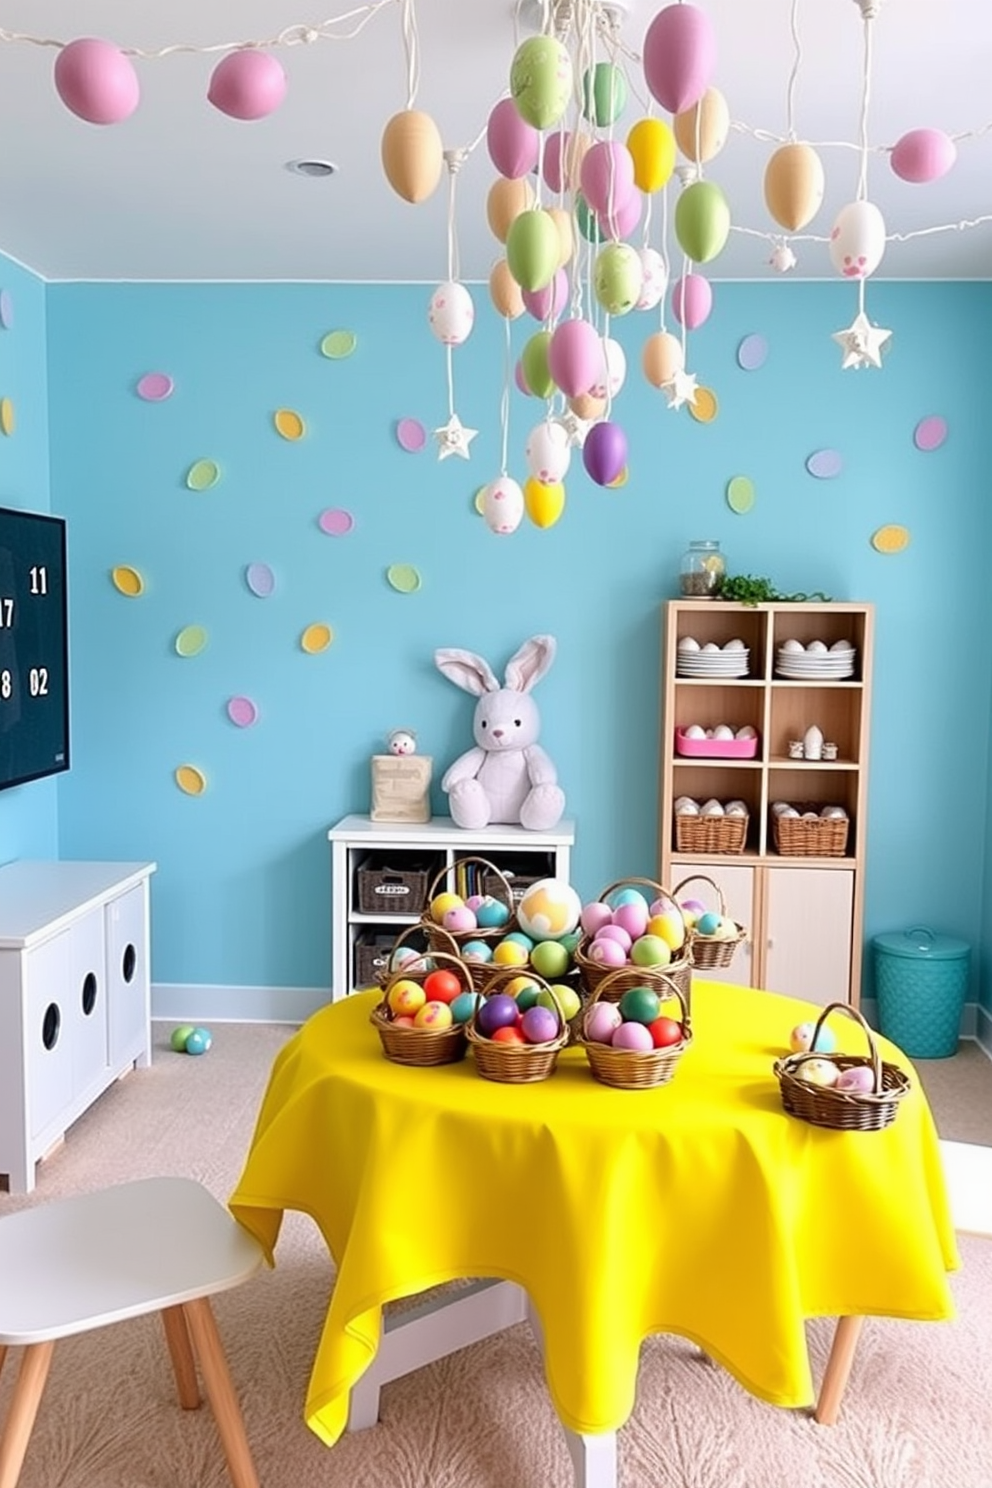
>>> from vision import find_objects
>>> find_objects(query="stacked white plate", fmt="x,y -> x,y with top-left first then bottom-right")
677,639 -> 750,678
775,643 -> 856,679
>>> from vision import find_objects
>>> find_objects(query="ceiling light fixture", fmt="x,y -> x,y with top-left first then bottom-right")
285,158 -> 338,178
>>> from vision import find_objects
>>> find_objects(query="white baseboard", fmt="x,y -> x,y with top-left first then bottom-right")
977,1004 -> 992,1059
151,983 -> 328,1026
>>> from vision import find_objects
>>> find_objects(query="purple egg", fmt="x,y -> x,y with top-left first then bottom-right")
521,1005 -> 559,1044
581,901 -> 613,936
477,994 -> 520,1037
612,1021 -> 655,1051
597,924 -> 633,952
584,1002 -> 623,1043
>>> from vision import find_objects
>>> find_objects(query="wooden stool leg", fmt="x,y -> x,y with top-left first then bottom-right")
161,1305 -> 201,1409
0,1346 -> 6,1382
183,1298 -> 259,1488
815,1315 -> 864,1425
0,1341 -> 56,1488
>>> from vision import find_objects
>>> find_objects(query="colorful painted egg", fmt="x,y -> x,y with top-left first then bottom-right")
482,476 -> 525,536
489,259 -> 525,319
506,209 -> 561,292
643,2 -> 715,114
548,319 -> 602,398
580,901 -> 613,937
476,898 -> 511,929
626,117 -> 676,193
674,180 -> 731,263
828,200 -> 886,280
764,143 -> 825,231
596,924 -> 633,953
890,128 -> 956,184
587,936 -> 627,968
589,337 -> 627,401
428,281 -> 475,345
612,900 -> 649,941
486,96 -> 539,179
521,331 -> 555,399
487,177 -> 535,242
641,330 -> 684,388
520,1005 -> 559,1044
593,242 -> 643,316
580,140 -> 636,217
612,1021 -> 655,1051
510,37 -> 572,130
381,109 -> 443,203
581,61 -> 627,126
636,248 -> 669,310
524,478 -> 566,530
619,985 -> 662,1024
477,993 -> 520,1037
525,420 -> 572,484
673,87 -> 729,163
450,991 -> 482,1024
584,1001 -> 623,1043
517,878 -> 582,939
460,940 -> 494,963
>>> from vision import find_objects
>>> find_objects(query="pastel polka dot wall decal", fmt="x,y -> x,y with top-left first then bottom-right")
0,290 -> 13,328
136,372 -> 174,402
245,561 -> 275,597
175,624 -> 208,657
914,415 -> 947,452
320,329 -> 357,359
274,408 -> 306,440
301,623 -> 333,653
175,764 -> 207,796
607,467 -> 629,488
227,695 -> 258,728
688,387 -> 718,424
386,564 -> 422,593
737,334 -> 767,371
111,565 -> 144,597
0,399 -> 15,436
186,459 -> 221,491
473,487 -> 486,515
806,449 -> 843,479
318,507 -> 354,536
396,417 -> 426,453
872,524 -> 911,554
726,476 -> 755,513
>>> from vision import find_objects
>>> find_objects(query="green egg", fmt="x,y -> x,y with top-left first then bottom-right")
581,62 -> 627,127
521,330 -> 555,399
506,210 -> 560,292
619,986 -> 662,1025
674,180 -> 731,264
510,37 -> 573,130
593,243 -> 643,316
574,193 -> 602,245
170,1024 -> 196,1052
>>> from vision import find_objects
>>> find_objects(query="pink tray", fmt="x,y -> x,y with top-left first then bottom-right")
675,728 -> 759,759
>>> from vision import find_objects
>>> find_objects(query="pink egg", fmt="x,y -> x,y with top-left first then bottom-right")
612,1021 -> 655,1051
672,897 -> 705,917
588,936 -> 627,967
442,905 -> 478,933
54,38 -> 140,125
208,50 -> 287,121
596,924 -> 633,952
521,1005 -> 559,1044
836,1065 -> 875,1093
584,1002 -> 623,1043
890,128 -> 956,185
612,901 -> 649,940
465,894 -> 486,911
580,901 -> 613,937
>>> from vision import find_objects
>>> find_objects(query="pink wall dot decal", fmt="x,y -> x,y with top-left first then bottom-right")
0,290 -> 13,329
136,372 -> 174,402
737,334 -> 767,371
806,449 -> 843,479
396,417 -> 426,452
227,696 -> 259,728
318,508 -> 354,536
245,562 -> 275,597
914,415 -> 947,452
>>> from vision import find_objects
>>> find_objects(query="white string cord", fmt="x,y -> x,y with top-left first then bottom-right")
500,313 -> 511,476
856,12 -> 873,201
400,0 -> 420,108
785,0 -> 802,142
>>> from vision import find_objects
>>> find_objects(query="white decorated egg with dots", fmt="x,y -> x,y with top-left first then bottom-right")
428,280 -> 475,345
525,420 -> 572,484
482,476 -> 525,535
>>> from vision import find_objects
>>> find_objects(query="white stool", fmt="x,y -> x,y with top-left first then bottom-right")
0,1176 -> 264,1488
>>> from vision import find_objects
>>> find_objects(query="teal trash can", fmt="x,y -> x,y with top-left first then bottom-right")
873,927 -> 970,1058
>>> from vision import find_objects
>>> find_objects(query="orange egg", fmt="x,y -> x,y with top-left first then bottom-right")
491,1024 -> 527,1044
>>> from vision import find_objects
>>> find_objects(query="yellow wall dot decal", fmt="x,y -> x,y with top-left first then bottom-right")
175,764 -> 207,795
186,459 -> 220,491
301,623 -> 333,653
0,398 -> 15,435
473,487 -> 487,515
111,565 -> 144,596
386,564 -> 422,593
607,467 -> 629,489
688,388 -> 718,423
871,524 -> 911,554
727,476 -> 755,513
175,624 -> 208,657
274,408 -> 306,440
320,330 -> 357,359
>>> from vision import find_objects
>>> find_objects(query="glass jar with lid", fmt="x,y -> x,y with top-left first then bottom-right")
679,540 -> 726,598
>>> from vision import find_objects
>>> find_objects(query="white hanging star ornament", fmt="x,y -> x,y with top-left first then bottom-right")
832,311 -> 892,370
662,369 -> 699,411
432,413 -> 478,460
556,410 -> 591,448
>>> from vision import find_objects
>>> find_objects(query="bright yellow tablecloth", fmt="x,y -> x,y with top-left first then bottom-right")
229,981 -> 957,1448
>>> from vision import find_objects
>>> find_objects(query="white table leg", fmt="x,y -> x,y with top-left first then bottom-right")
564,1428 -> 618,1488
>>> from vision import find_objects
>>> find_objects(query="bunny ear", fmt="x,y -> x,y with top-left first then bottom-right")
434,647 -> 501,696
504,634 -> 557,693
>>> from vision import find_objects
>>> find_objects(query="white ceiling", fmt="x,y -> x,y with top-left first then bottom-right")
0,0 -> 988,284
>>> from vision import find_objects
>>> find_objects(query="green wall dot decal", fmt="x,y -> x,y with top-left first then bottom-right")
727,476 -> 755,513
386,564 -> 422,593
186,459 -> 220,491
175,625 -> 208,657
321,330 -> 357,359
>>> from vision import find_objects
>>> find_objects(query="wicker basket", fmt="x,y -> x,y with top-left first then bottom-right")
772,1002 -> 910,1131
421,857 -> 518,989
465,967 -> 568,1083
355,856 -> 433,916
672,874 -> 748,971
773,809 -> 850,857
574,877 -> 693,1009
673,811 -> 748,855
369,950 -> 475,1067
578,970 -> 692,1090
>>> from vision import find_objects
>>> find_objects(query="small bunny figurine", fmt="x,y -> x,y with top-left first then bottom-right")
434,635 -> 566,831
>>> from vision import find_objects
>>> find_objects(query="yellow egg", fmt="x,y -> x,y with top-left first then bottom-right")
493,940 -> 530,967
801,1058 -> 839,1088
647,911 -> 686,952
505,975 -> 540,999
431,892 -> 464,920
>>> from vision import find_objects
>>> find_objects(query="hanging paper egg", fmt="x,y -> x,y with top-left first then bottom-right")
381,110 -> 443,203
546,206 -> 574,268
482,475 -> 525,535
486,96 -> 540,179
636,248 -> 669,310
54,38 -> 140,124
673,87 -> 729,163
521,331 -> 556,399
522,267 -> 569,324
589,337 -> 627,401
641,331 -> 684,388
569,392 -> 606,421
583,421 -> 628,487
208,50 -> 286,120
510,37 -> 573,131
575,194 -> 603,245
674,180 -> 730,263
643,3 -> 716,115
428,281 -> 475,345
891,128 -> 956,184
580,140 -> 637,217
671,273 -> 713,329
487,177 -> 536,243
764,143 -> 825,231
626,118 -> 676,193
593,243 -> 643,316
506,209 -> 560,291
524,477 -> 566,529
548,319 -> 602,398
543,130 -> 593,194
828,200 -> 886,280
525,420 -> 572,484
581,62 -> 627,127
489,259 -> 525,319
598,189 -> 642,243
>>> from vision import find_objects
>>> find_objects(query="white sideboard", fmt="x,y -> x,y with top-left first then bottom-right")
327,815 -> 575,1000
0,860 -> 156,1194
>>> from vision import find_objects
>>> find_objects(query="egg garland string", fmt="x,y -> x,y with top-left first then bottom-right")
429,147 -> 479,460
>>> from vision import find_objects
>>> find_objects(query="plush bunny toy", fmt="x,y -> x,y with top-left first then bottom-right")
434,634 -> 566,831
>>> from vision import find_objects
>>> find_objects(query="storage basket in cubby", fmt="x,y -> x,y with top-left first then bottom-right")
772,1002 -> 910,1131
355,857 -> 433,916
672,874 -> 748,971
369,949 -> 475,1067
421,857 -> 518,988
574,877 -> 692,1009
353,932 -> 397,989
465,967 -> 568,1084
673,811 -> 748,855
578,969 -> 692,1091
773,809 -> 849,857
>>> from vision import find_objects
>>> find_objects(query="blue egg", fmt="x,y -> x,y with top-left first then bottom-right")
607,887 -> 651,910
450,991 -> 482,1024
503,930 -> 535,951
812,1025 -> 837,1054
461,939 -> 494,962
696,911 -> 721,936
185,1026 -> 212,1055
476,898 -> 510,929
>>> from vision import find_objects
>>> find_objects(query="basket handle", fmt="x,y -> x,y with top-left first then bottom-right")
794,1001 -> 882,1094
425,856 -> 516,914
672,874 -> 728,918
469,964 -> 567,1043
585,966 -> 690,1034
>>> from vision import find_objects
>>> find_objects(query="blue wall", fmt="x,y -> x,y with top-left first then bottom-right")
0,257 -> 56,864
16,273 -> 992,1010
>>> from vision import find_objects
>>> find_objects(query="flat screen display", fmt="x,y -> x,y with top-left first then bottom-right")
0,505 -> 70,791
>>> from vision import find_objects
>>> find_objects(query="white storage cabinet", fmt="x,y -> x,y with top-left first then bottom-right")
0,860 -> 156,1194
328,815 -> 575,999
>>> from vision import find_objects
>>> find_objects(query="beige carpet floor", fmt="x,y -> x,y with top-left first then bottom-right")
0,1020 -> 990,1488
